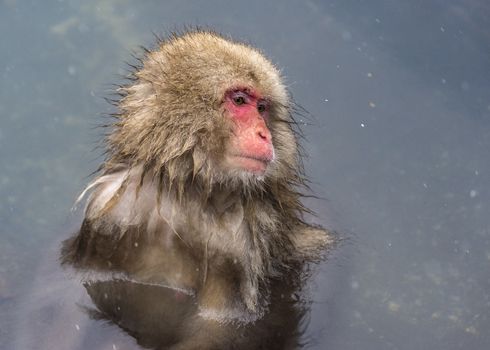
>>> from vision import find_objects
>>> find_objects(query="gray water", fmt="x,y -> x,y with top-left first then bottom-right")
1,0 -> 489,349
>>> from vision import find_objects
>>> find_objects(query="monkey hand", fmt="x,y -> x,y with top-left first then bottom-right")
289,225 -> 335,262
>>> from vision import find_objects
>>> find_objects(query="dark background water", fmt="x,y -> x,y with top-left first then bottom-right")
1,0 -> 489,349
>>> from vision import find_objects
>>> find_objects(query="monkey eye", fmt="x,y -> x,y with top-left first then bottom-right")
257,101 -> 268,114
233,96 -> 246,105
230,90 -> 250,107
232,92 -> 247,106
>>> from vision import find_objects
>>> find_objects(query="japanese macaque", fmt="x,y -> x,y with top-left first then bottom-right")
62,30 -> 333,326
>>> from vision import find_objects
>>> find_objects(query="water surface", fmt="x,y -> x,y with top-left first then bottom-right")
1,1 -> 489,349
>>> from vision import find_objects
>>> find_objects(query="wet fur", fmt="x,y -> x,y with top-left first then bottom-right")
62,30 -> 333,322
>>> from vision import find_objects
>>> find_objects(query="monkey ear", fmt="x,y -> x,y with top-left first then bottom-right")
289,225 -> 335,262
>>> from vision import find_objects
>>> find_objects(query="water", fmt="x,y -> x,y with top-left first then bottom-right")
1,0 -> 489,349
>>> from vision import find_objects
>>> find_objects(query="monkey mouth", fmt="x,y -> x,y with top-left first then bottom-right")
229,154 -> 272,174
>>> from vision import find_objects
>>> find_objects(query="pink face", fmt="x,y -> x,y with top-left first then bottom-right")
223,88 -> 274,175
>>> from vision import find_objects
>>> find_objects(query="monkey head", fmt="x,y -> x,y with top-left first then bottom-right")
108,31 -> 299,190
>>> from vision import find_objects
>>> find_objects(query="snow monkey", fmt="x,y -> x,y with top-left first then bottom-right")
62,30 -> 333,324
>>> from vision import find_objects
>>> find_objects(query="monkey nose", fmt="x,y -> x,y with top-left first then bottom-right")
258,130 -> 269,141
257,126 -> 272,143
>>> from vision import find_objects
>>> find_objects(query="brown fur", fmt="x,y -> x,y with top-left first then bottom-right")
62,30 -> 333,322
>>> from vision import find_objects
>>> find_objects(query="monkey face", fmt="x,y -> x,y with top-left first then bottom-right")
222,87 -> 275,176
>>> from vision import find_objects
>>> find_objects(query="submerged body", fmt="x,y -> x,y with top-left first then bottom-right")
62,31 -> 332,324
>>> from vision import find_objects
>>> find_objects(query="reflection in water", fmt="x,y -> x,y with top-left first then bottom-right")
9,246 -> 308,350
81,277 -> 306,349
58,219 -> 314,349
